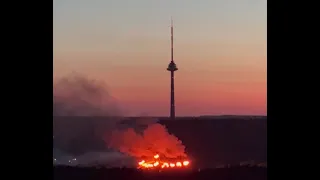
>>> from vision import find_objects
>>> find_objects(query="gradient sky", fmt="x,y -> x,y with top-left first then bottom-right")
53,0 -> 267,116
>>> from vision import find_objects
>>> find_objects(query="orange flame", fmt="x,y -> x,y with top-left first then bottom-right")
138,154 -> 190,169
183,161 -> 189,166
154,161 -> 159,167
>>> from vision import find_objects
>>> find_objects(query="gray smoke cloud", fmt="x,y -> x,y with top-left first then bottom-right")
53,73 -> 122,157
53,73 -> 121,116
53,73 -> 186,166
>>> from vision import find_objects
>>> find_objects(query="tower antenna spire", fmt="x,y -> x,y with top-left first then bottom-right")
171,16 -> 174,62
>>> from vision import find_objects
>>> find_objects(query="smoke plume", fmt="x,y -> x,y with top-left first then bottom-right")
53,74 -> 122,155
106,123 -> 187,158
53,73 -> 121,116
53,73 -> 187,161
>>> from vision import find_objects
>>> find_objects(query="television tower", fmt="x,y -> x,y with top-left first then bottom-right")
167,18 -> 178,120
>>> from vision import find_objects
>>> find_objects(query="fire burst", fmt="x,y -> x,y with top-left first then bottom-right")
137,154 -> 190,169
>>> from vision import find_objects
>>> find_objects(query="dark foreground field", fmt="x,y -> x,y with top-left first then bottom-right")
54,116 -> 267,167
53,165 -> 267,180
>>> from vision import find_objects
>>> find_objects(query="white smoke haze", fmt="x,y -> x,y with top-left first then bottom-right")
53,148 -> 135,167
74,151 -> 134,166
53,73 -> 186,166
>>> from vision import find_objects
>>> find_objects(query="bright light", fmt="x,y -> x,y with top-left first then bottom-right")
154,161 -> 159,166
183,161 -> 190,166
138,160 -> 145,165
138,154 -> 190,169
163,163 -> 169,168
